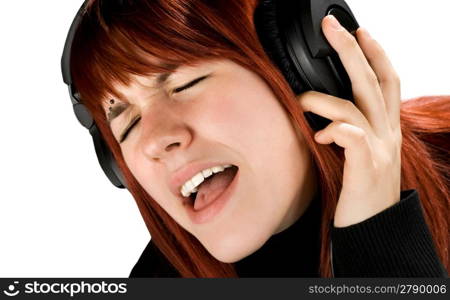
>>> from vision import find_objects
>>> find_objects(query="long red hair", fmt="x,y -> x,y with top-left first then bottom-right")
70,0 -> 450,277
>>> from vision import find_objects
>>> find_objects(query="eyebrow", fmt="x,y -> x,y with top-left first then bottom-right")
106,64 -> 180,125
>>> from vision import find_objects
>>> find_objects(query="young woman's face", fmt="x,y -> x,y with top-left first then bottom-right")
105,58 -> 318,263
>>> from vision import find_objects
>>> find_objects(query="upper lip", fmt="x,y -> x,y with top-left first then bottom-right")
168,160 -> 235,201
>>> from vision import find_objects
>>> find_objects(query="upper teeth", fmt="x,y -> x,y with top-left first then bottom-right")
180,164 -> 233,198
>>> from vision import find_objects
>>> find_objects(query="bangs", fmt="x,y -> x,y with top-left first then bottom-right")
71,0 -> 236,107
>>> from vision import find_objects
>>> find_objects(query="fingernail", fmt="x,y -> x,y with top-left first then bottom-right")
362,28 -> 372,39
327,15 -> 342,30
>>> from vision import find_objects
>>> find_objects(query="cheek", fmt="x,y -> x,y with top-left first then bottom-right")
203,75 -> 308,186
122,145 -> 188,217
121,150 -> 167,203
195,85 -> 273,152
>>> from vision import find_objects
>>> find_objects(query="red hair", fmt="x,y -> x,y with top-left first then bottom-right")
70,0 -> 450,277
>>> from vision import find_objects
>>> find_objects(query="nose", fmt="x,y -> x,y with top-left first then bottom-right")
139,104 -> 192,162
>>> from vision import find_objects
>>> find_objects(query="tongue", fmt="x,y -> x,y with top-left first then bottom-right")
194,167 -> 236,211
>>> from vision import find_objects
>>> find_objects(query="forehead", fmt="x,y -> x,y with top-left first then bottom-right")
101,72 -> 165,110
101,59 -> 219,109
99,52 -> 178,106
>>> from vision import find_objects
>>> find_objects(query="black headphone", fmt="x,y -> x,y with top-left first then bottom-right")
60,0 -> 359,190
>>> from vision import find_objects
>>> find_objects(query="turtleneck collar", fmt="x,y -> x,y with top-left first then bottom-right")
233,191 -> 322,277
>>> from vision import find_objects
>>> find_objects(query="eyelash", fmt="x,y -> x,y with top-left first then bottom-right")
119,75 -> 208,143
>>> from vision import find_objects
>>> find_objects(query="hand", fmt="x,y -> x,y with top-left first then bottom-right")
297,15 -> 402,228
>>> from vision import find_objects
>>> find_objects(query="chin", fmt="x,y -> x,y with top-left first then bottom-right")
205,234 -> 268,264
211,250 -> 246,264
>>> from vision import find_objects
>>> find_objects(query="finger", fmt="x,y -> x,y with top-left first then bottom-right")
298,91 -> 373,135
322,15 -> 390,136
355,27 -> 401,130
315,121 -> 374,171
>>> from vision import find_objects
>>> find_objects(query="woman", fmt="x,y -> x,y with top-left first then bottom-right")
67,0 -> 449,277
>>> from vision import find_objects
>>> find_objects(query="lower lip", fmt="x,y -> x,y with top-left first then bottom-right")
184,169 -> 239,225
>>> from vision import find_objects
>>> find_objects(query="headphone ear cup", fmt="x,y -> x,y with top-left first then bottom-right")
62,1 -> 128,190
90,124 -> 127,189
254,0 -> 304,95
254,0 -> 360,131
254,0 -> 332,131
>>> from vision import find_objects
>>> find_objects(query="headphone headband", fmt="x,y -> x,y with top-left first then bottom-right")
60,0 -> 359,191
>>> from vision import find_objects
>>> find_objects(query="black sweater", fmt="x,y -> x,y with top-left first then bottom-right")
129,189 -> 448,278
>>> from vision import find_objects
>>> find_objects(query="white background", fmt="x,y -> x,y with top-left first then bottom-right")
0,0 -> 449,277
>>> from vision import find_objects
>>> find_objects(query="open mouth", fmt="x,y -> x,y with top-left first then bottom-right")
185,165 -> 239,211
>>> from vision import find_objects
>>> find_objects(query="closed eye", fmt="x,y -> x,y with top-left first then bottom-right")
119,75 -> 209,143
119,115 -> 141,143
172,75 -> 208,94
